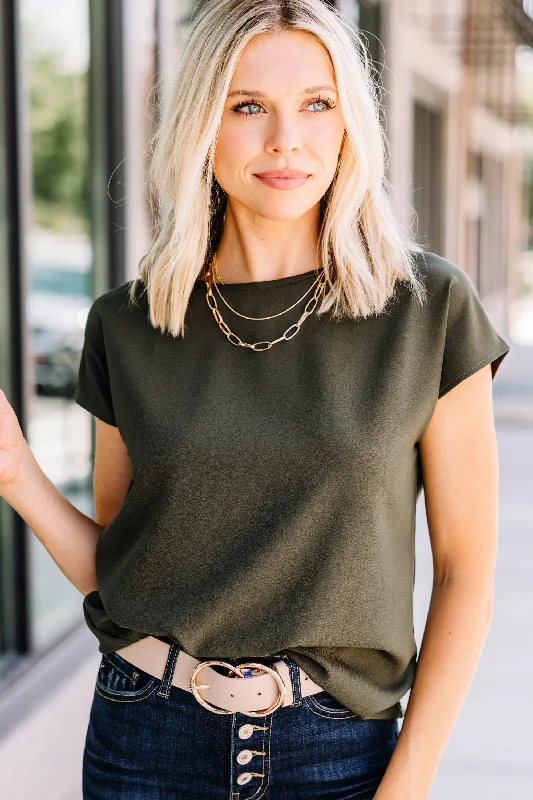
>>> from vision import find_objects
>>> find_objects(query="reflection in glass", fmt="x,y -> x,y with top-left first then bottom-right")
20,0 -> 93,651
175,0 -> 199,51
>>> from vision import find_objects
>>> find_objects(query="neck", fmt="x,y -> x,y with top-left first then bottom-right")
208,202 -> 321,284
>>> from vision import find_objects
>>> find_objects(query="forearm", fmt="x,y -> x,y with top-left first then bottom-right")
375,576 -> 493,800
0,446 -> 104,595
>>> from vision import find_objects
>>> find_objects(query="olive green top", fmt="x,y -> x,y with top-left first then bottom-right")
74,250 -> 510,719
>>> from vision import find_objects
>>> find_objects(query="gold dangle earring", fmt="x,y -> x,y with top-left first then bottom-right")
212,253 -> 228,285
338,129 -> 347,160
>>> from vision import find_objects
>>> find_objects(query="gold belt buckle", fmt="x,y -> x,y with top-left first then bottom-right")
188,659 -> 286,716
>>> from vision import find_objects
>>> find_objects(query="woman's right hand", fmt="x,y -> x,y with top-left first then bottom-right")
0,389 -> 31,487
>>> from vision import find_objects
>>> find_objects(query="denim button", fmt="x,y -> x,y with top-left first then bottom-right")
236,772 -> 253,785
238,724 -> 254,739
236,749 -> 253,764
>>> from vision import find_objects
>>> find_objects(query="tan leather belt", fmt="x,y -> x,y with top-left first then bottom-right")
115,636 -> 324,716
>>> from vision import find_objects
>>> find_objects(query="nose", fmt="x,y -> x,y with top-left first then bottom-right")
264,113 -> 301,155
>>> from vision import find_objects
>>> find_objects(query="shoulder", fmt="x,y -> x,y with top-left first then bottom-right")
411,250 -> 476,299
88,280 -> 147,324
91,279 -> 145,313
384,251 -> 478,330
82,281 -> 149,353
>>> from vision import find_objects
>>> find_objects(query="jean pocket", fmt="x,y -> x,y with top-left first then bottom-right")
303,690 -> 360,719
95,650 -> 161,703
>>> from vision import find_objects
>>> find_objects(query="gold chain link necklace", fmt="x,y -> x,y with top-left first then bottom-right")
210,253 -> 322,321
204,255 -> 326,351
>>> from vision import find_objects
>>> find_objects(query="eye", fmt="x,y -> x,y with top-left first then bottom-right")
306,96 -> 336,113
231,95 -> 336,116
231,100 -> 264,116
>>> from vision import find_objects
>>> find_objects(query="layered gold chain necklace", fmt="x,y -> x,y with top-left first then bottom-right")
204,253 -> 326,351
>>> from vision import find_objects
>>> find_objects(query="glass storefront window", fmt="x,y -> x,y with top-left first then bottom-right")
174,0 -> 199,50
337,0 -> 359,24
19,0 -> 92,651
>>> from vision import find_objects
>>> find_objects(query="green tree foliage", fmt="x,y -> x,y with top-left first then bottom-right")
28,50 -> 89,230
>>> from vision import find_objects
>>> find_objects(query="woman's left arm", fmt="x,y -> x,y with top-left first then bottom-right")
375,363 -> 499,800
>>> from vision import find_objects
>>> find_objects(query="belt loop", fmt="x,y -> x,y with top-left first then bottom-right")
281,654 -> 302,706
156,639 -> 182,699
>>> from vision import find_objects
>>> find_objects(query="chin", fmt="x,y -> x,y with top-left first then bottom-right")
250,202 -> 318,222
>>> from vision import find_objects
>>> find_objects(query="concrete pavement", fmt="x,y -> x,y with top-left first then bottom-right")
412,424 -> 533,798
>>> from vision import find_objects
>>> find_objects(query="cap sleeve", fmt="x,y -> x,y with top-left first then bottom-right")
73,298 -> 117,426
439,266 -> 511,399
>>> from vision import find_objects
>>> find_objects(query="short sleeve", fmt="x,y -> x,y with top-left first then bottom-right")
439,266 -> 511,399
73,299 -> 118,426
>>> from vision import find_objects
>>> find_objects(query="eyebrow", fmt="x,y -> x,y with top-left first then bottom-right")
227,84 -> 338,98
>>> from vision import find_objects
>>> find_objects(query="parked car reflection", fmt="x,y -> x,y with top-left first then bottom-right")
27,230 -> 91,398
32,325 -> 84,397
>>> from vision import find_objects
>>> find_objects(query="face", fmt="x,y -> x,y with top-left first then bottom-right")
213,29 -> 346,222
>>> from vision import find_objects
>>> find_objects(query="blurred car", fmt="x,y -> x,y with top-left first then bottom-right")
32,325 -> 84,397
26,229 -> 92,398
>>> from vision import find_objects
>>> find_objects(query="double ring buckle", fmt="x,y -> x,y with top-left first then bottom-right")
188,659 -> 286,716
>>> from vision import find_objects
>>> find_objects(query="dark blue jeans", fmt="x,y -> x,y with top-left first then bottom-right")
82,641 -> 399,799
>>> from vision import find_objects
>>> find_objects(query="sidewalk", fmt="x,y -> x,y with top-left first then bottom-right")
0,645 -> 99,800
414,423 -> 533,798
493,340 -> 533,427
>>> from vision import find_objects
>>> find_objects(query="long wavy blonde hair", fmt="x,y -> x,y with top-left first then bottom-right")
128,0 -> 426,337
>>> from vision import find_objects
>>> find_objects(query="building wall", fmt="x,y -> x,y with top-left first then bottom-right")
384,0 -> 531,334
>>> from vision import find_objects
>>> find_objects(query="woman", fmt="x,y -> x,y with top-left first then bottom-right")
0,1 -> 510,798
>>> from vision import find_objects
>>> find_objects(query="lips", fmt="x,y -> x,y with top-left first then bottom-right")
253,170 -> 311,190
254,170 -> 310,178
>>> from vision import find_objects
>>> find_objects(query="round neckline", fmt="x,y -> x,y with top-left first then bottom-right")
195,267 -> 320,291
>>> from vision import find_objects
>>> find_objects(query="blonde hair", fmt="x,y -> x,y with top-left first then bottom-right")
129,0 -> 426,336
